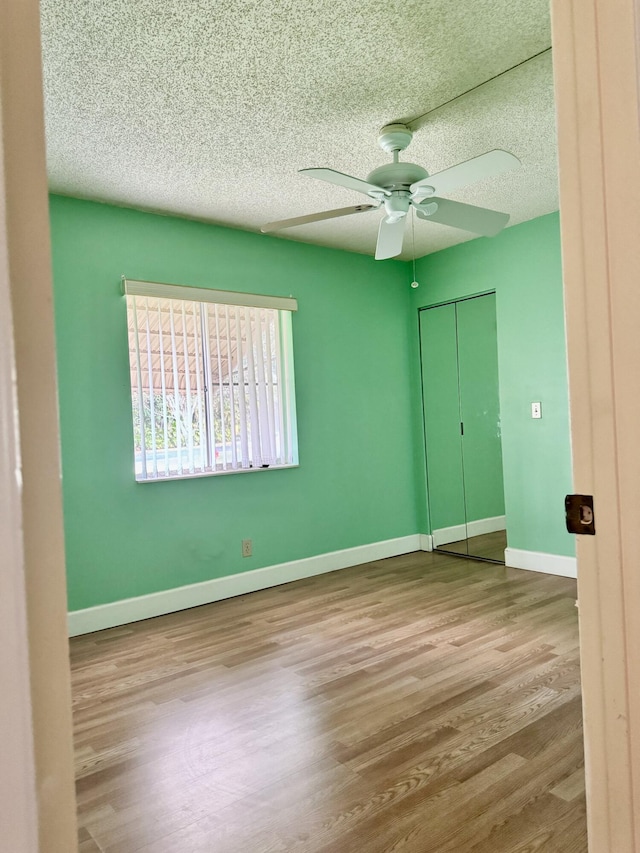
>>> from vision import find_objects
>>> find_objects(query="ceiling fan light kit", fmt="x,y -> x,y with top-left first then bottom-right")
261,123 -> 521,261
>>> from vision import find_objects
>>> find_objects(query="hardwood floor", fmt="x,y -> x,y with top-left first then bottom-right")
71,550 -> 586,852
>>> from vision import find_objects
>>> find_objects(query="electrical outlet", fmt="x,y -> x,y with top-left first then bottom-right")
241,538 -> 252,557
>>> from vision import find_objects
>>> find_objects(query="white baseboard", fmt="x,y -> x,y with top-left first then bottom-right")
68,534 -> 424,637
420,533 -> 434,552
433,523 -> 466,547
505,547 -> 577,579
433,515 -> 506,547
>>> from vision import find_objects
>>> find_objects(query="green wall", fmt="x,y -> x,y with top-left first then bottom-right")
50,197 -> 574,613
412,212 -> 575,558
49,195 -> 419,611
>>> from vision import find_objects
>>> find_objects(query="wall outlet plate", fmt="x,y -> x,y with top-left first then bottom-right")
241,538 -> 252,557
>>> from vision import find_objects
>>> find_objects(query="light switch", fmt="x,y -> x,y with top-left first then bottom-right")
531,401 -> 542,419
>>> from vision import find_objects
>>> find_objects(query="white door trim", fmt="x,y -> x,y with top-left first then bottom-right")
0,110 -> 39,853
552,0 -> 640,848
0,0 -> 78,847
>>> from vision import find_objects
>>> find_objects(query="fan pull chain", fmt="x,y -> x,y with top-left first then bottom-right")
410,209 -> 419,289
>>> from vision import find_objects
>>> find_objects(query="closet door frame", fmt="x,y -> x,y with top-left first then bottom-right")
419,290 -> 506,564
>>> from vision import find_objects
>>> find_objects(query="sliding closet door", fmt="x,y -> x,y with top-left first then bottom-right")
456,294 -> 506,560
419,303 -> 467,555
420,293 -> 506,562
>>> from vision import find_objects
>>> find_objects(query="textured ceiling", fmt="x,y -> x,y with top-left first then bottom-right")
40,0 -> 557,260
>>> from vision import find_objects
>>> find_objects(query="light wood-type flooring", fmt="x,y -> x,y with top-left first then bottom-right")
71,550 -> 586,853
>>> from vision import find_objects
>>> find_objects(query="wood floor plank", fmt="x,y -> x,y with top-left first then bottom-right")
70,550 -> 586,852
550,766 -> 587,802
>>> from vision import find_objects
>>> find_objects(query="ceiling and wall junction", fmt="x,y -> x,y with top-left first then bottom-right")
40,0 -> 557,259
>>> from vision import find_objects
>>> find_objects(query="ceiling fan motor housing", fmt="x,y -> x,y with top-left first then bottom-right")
366,162 -> 428,192
367,161 -> 431,221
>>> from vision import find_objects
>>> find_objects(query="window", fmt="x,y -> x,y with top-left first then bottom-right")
124,279 -> 298,481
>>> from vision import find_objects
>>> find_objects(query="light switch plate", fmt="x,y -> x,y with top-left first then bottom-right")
531,401 -> 542,419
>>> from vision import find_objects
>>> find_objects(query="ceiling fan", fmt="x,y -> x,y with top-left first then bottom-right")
261,124 -> 521,260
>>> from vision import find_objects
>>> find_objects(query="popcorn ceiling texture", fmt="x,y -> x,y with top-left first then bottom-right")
40,0 -> 556,259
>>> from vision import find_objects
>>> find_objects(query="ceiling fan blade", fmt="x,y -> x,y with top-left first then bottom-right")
410,150 -> 520,198
300,168 -> 390,198
261,204 -> 378,233
375,217 -> 406,260
415,198 -> 509,237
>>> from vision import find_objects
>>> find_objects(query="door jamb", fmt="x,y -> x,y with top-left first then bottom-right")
551,0 -> 640,848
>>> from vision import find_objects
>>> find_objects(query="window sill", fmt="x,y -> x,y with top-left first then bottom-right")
135,463 -> 299,483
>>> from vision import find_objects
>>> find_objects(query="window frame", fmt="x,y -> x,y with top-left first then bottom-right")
123,278 -> 299,483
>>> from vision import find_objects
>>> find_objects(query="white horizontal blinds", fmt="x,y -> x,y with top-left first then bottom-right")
125,283 -> 297,480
